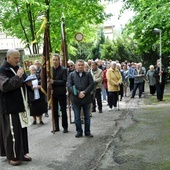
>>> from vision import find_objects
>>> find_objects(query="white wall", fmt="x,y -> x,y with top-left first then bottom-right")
0,32 -> 25,49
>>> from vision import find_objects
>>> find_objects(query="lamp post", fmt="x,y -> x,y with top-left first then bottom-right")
154,28 -> 162,83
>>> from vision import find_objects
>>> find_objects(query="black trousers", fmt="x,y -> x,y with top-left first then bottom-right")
119,83 -> 123,99
129,78 -> 134,91
53,94 -> 68,130
108,91 -> 118,108
92,89 -> 102,111
149,85 -> 156,95
156,83 -> 165,100
142,81 -> 145,92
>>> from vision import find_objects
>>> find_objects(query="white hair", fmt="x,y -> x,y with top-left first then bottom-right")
6,49 -> 20,57
67,60 -> 74,65
29,65 -> 37,71
34,60 -> 40,64
116,63 -> 121,68
84,62 -> 89,67
110,61 -> 117,67
149,65 -> 154,69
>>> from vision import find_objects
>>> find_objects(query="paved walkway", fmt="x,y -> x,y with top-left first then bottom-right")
1,85 -> 169,170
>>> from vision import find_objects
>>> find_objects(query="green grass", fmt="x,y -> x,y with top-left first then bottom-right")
162,162 -> 170,169
144,95 -> 170,105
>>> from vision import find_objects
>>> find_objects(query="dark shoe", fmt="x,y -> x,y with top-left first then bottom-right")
92,109 -> 96,112
131,96 -> 134,98
55,128 -> 60,132
8,160 -> 21,166
51,127 -> 60,133
63,129 -> 68,133
51,128 -> 60,133
85,133 -> 93,138
32,121 -> 36,125
99,110 -> 103,113
55,125 -> 60,132
75,133 -> 83,138
45,113 -> 49,117
23,155 -> 32,161
40,121 -> 44,125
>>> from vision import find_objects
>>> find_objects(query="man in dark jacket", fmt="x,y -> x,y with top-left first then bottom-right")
153,61 -> 167,101
50,54 -> 68,133
67,59 -> 94,138
0,49 -> 31,166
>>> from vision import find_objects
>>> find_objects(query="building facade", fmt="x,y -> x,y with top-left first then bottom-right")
0,32 -> 25,49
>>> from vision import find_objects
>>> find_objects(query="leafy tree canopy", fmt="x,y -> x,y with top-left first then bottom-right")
101,35 -> 139,62
0,0 -> 111,54
114,0 -> 170,66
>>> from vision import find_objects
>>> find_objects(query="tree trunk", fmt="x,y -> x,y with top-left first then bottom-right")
14,0 -> 32,54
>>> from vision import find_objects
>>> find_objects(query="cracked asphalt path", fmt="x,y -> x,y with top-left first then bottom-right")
1,86 -> 170,170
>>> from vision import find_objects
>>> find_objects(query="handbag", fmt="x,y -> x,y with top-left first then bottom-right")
10,68 -> 31,128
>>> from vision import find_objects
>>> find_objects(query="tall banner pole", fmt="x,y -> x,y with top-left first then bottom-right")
159,31 -> 162,83
41,19 -> 55,133
60,14 -> 74,124
61,13 -> 68,67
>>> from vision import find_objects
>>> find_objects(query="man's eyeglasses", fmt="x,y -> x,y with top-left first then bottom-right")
68,65 -> 73,68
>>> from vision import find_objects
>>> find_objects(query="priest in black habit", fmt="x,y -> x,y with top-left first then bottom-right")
0,49 -> 32,166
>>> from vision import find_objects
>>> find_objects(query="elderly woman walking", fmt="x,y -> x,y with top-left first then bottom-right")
106,61 -> 122,111
146,65 -> 156,95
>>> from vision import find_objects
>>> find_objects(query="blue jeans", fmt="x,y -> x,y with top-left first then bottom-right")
72,103 -> 91,135
132,82 -> 143,98
102,84 -> 107,100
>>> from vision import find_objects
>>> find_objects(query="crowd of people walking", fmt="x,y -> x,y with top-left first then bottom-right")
0,49 -> 167,166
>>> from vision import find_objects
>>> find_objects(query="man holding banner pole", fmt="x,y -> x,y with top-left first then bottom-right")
50,54 -> 68,133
